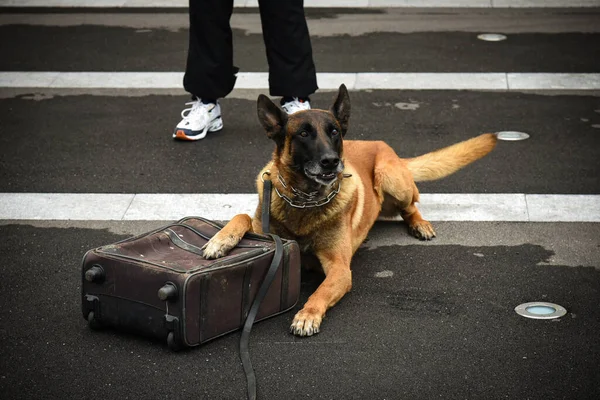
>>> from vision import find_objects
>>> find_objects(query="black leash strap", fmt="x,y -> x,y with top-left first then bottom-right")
261,176 -> 272,234
240,174 -> 282,400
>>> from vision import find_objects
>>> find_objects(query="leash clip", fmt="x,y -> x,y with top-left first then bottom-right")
260,170 -> 271,182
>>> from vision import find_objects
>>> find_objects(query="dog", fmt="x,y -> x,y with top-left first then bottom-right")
202,84 -> 497,337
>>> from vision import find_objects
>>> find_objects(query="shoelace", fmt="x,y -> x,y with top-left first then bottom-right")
181,100 -> 211,119
286,97 -> 307,104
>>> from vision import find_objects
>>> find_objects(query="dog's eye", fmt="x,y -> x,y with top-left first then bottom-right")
331,129 -> 339,136
299,131 -> 309,138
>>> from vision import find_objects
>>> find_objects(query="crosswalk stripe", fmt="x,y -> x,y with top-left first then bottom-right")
1,193 -> 598,222
2,72 -> 600,91
1,0 -> 599,8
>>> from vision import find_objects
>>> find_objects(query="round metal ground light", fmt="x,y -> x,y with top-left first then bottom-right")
477,33 -> 507,42
496,131 -> 530,141
515,302 -> 567,320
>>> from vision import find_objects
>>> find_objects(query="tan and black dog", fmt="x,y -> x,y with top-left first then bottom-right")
202,84 -> 497,337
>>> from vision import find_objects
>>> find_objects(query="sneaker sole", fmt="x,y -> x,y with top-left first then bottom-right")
173,118 -> 223,141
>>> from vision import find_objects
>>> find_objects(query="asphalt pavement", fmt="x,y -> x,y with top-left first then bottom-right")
0,3 -> 599,400
2,90 -> 599,194
1,26 -> 599,73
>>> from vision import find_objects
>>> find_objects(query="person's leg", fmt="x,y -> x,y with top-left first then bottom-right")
183,0 -> 237,100
174,0 -> 236,140
258,0 -> 318,107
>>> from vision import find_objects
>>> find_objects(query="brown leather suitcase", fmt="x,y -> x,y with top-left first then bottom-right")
81,216 -> 301,350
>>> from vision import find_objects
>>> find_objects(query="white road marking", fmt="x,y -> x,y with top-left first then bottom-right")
355,73 -> 510,90
527,195 -> 600,222
508,73 -> 600,90
2,72 -> 600,91
0,193 -> 135,220
0,193 -> 598,222
1,0 -> 599,8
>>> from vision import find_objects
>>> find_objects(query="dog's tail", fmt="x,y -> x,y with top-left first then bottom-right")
406,133 -> 497,182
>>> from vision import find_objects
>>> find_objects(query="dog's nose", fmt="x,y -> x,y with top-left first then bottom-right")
320,156 -> 340,169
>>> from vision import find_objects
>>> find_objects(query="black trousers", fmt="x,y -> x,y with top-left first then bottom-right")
183,0 -> 318,100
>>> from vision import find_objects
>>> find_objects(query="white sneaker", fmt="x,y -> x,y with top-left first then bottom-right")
173,99 -> 223,141
281,97 -> 311,114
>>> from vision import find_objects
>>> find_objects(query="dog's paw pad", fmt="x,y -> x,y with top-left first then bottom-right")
202,236 -> 235,259
290,309 -> 322,337
409,221 -> 436,241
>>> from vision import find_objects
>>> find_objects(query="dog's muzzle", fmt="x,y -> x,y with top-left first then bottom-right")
304,159 -> 344,186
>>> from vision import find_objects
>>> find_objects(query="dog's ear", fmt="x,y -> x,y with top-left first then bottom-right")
330,84 -> 351,136
257,94 -> 288,145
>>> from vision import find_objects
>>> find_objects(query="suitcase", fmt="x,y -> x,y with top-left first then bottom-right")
81,216 -> 301,350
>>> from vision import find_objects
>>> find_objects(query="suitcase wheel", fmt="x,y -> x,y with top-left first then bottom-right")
87,311 -> 102,330
167,331 -> 181,352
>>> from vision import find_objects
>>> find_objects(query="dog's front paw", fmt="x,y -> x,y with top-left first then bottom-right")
290,308 -> 323,337
409,221 -> 436,241
201,234 -> 239,259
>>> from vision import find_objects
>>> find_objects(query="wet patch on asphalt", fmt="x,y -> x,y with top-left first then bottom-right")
1,225 -> 598,399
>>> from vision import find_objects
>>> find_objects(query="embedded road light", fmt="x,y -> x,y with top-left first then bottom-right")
515,302 -> 567,320
477,33 -> 507,42
496,131 -> 530,141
